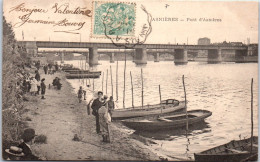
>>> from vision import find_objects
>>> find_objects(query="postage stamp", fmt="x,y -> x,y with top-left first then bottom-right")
91,1 -> 136,38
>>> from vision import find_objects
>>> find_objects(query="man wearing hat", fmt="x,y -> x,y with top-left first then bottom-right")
91,91 -> 103,134
18,128 -> 40,160
5,146 -> 24,160
41,78 -> 46,99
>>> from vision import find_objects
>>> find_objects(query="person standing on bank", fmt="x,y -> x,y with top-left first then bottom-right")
91,91 -> 103,134
35,70 -> 40,82
77,86 -> 84,103
41,78 -> 46,99
98,103 -> 111,142
107,96 -> 115,116
30,77 -> 37,96
43,64 -> 48,75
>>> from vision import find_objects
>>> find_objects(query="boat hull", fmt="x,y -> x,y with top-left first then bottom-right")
66,73 -> 100,79
64,70 -> 101,75
194,136 -> 258,162
112,101 -> 186,120
121,110 -> 212,131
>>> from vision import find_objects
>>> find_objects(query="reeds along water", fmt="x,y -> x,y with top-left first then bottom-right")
64,60 -> 258,159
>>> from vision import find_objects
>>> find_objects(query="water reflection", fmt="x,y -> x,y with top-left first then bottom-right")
63,60 -> 258,159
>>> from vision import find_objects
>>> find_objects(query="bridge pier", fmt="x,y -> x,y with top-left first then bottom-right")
154,53 -> 160,62
110,53 -> 115,63
85,52 -> 89,63
235,50 -> 247,63
89,47 -> 99,66
132,52 -> 136,62
174,49 -> 188,65
135,48 -> 147,64
208,49 -> 222,63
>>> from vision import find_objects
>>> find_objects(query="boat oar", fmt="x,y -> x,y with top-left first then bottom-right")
250,78 -> 253,153
182,75 -> 188,135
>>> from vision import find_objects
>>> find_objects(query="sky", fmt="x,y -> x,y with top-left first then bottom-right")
3,0 -> 258,44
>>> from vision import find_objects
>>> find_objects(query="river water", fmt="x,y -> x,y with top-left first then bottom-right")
61,60 -> 258,160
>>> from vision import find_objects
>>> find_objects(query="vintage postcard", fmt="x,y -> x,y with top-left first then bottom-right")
2,0 -> 258,161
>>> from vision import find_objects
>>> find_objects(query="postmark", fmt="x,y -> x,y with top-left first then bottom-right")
91,1 -> 136,38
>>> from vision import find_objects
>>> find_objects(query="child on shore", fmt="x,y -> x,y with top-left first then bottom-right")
77,86 -> 85,103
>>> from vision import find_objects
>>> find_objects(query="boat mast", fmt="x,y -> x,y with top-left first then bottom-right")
182,75 -> 188,134
85,57 -> 87,86
159,85 -> 162,115
92,67 -> 94,91
116,60 -> 118,101
102,72 -> 104,92
110,65 -> 113,97
141,68 -> 144,109
123,49 -> 126,108
130,71 -> 134,108
78,60 -> 80,83
250,78 -> 253,153
106,69 -> 108,95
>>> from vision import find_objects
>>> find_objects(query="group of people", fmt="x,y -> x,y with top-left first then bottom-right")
52,77 -> 62,90
91,91 -> 115,143
35,60 -> 41,71
20,70 -> 46,99
43,63 -> 59,75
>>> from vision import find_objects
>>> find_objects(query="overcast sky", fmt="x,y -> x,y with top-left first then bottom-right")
3,0 -> 258,44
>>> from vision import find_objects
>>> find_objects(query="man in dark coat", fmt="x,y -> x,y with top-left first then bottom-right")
41,78 -> 46,99
55,63 -> 59,72
18,128 -> 40,161
43,65 -> 48,75
35,70 -> 40,81
91,91 -> 103,134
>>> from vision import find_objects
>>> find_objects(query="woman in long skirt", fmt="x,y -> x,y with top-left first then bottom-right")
30,78 -> 37,95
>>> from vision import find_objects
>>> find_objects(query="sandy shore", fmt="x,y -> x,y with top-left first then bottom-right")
21,69 -> 161,161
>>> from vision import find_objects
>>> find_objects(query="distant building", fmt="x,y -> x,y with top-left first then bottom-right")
230,42 -> 243,46
198,37 -> 211,45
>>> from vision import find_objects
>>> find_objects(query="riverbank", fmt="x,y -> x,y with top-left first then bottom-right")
21,69 -> 161,160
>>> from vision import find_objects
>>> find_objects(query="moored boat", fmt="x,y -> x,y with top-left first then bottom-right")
112,99 -> 186,120
121,109 -> 212,131
194,136 -> 258,162
64,69 -> 101,75
65,73 -> 101,79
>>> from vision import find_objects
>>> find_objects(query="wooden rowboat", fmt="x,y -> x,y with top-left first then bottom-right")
120,109 -> 212,131
194,136 -> 258,162
112,99 -> 186,120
